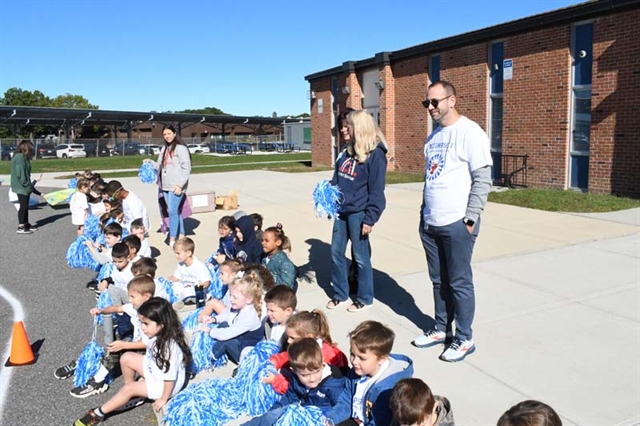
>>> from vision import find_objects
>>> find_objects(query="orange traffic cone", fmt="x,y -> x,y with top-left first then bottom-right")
6,321 -> 35,366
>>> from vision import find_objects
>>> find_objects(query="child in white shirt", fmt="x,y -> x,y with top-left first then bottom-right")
70,178 -> 90,236
169,237 -> 211,303
105,180 -> 150,231
130,218 -> 151,258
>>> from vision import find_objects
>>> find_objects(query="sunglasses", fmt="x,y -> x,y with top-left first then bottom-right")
422,95 -> 452,109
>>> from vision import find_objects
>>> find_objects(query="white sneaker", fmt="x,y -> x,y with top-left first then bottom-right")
169,241 -> 175,250
412,328 -> 446,348
439,337 -> 475,362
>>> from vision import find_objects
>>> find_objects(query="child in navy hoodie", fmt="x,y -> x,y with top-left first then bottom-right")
234,215 -> 263,264
243,337 -> 345,426
326,320 -> 413,426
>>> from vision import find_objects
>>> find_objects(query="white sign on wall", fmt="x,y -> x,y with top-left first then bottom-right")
503,59 -> 513,80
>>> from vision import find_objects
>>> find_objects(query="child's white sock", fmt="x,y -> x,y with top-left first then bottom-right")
94,364 -> 109,382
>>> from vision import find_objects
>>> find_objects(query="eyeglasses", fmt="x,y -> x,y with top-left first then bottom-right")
422,95 -> 452,109
109,187 -> 122,202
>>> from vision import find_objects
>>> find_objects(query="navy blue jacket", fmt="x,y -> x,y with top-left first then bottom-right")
217,233 -> 236,259
326,354 -> 414,426
331,143 -> 387,226
272,364 -> 346,412
234,216 -> 262,264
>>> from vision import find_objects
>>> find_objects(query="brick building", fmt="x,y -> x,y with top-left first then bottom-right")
305,0 -> 639,197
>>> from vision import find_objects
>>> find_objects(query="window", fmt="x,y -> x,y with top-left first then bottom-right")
489,41 -> 504,182
569,22 -> 593,190
429,55 -> 440,83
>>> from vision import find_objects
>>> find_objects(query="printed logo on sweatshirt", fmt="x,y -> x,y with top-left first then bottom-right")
338,157 -> 357,181
426,152 -> 446,181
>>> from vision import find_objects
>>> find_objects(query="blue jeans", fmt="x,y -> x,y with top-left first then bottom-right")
419,217 -> 480,341
242,406 -> 288,426
164,191 -> 185,239
331,211 -> 374,305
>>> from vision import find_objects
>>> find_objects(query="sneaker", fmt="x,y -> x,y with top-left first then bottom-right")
73,408 -> 104,426
412,328 -> 446,348
70,378 -> 109,399
439,337 -> 476,362
86,280 -> 99,291
26,223 -> 38,231
347,300 -> 371,313
326,298 -> 349,310
54,360 -> 77,380
16,227 -> 33,234
231,366 -> 239,378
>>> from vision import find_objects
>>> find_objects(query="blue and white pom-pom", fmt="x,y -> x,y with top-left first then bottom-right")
181,307 -> 205,332
96,262 -> 114,282
138,162 -> 157,184
274,404 -> 326,426
163,377 -> 238,426
207,266 -> 224,300
68,177 -> 77,189
237,340 -> 281,416
157,277 -> 179,304
189,329 -> 227,374
66,236 -> 99,270
73,325 -> 105,388
313,180 -> 342,219
95,290 -> 113,326
83,215 -> 101,241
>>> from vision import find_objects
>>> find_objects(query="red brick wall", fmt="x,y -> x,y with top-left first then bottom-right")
310,79 -> 333,166
308,9 -> 638,197
590,10 -> 640,197
503,26 -> 572,189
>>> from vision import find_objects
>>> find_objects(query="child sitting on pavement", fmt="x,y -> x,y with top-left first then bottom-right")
168,237 -> 211,306
122,235 -> 142,263
243,337 -> 346,426
264,310 -> 348,395
97,243 -> 134,345
234,215 -> 263,264
209,215 -> 237,264
197,269 -> 264,365
55,275 -> 156,399
84,222 -> 124,267
197,259 -> 243,322
390,378 -> 455,426
261,224 -> 297,291
104,180 -> 150,232
73,298 -> 192,426
129,218 -> 151,258
326,320 -> 414,426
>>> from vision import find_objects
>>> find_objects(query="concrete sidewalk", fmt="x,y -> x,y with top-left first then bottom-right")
13,170 -> 640,425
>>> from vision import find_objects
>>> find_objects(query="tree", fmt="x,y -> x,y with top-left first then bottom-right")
51,93 -> 98,109
0,87 -> 51,107
179,106 -> 227,115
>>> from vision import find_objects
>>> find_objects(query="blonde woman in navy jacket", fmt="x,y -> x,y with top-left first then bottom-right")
326,110 -> 388,313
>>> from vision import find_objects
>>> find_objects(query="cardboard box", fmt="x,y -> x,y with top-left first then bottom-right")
187,190 -> 216,214
215,190 -> 239,210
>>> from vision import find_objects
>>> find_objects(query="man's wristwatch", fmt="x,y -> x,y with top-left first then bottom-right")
463,217 -> 475,227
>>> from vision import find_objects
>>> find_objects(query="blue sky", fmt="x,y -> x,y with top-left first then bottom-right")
0,0 -> 581,117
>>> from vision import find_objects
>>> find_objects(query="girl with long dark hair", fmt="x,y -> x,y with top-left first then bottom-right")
74,298 -> 192,425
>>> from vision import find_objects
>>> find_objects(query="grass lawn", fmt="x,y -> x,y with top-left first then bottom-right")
0,152 -> 312,174
488,188 -> 640,212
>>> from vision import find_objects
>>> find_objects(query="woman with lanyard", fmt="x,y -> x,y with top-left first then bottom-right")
144,124 -> 191,249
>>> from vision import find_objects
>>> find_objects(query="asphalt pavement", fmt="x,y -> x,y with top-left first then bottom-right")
0,186 -> 156,426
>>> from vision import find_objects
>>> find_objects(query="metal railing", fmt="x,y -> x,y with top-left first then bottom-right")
492,153 -> 528,188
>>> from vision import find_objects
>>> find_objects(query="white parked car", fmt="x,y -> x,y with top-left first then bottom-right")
144,144 -> 161,155
56,144 -> 87,159
187,143 -> 210,154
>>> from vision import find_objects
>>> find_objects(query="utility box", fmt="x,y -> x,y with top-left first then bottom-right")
216,190 -> 239,210
187,190 -> 216,214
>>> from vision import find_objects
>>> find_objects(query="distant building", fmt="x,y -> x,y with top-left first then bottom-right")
305,0 -> 640,198
283,119 -> 311,148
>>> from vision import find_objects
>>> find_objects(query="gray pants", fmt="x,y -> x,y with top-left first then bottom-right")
102,286 -> 129,345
